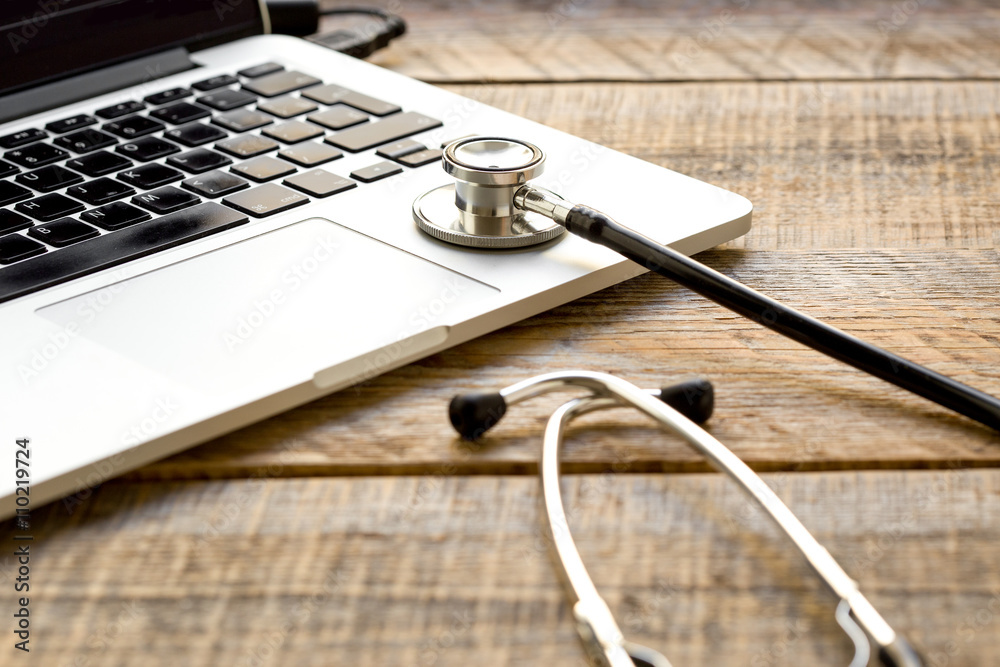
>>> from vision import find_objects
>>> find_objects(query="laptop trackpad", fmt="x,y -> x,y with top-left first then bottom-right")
38,218 -> 500,394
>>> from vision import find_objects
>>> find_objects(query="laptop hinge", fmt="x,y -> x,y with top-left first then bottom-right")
0,48 -> 196,124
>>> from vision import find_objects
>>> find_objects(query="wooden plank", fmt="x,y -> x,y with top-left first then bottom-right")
345,0 -> 1000,82
132,249 -> 1000,479
11,470 -> 1000,665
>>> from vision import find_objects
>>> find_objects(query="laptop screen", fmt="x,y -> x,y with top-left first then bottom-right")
0,0 -> 265,96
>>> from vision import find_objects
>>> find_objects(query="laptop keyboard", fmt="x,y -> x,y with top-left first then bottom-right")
0,63 -> 446,304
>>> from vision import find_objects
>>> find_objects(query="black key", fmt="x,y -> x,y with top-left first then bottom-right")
284,169 -> 357,198
0,182 -> 33,206
66,178 -> 136,205
16,165 -> 84,193
0,129 -> 46,149
192,74 -> 239,91
66,150 -> 133,177
167,148 -> 232,174
257,96 -> 317,119
16,193 -> 85,222
262,120 -> 324,144
5,142 -> 71,168
103,115 -> 166,139
212,109 -> 273,132
45,114 -> 96,134
277,142 -> 342,167
324,112 -> 442,153
307,106 -> 368,131
165,122 -> 228,148
243,71 -> 321,98
215,135 -> 278,158
376,139 -> 425,160
197,89 -> 258,111
0,160 -> 19,178
116,136 -> 181,162
150,102 -> 211,125
350,161 -> 402,183
182,171 -> 249,199
53,128 -> 118,154
398,148 -> 444,167
302,84 -> 401,117
133,186 -> 200,214
81,201 -> 151,230
0,210 -> 32,235
239,63 -> 284,78
0,234 -> 45,265
145,87 -> 191,106
0,202 -> 249,303
95,100 -> 146,119
117,164 -> 184,189
223,183 -> 309,218
231,156 -> 296,182
28,218 -> 99,247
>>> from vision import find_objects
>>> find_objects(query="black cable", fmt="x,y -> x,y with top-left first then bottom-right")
562,205 -> 1000,432
311,6 -> 406,58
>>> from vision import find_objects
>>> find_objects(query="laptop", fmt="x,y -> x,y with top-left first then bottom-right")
0,1 -> 752,517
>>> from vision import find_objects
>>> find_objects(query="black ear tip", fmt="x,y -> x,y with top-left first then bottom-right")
658,378 -> 714,424
448,392 -> 508,440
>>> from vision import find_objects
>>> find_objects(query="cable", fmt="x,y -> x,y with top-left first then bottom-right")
310,6 -> 406,58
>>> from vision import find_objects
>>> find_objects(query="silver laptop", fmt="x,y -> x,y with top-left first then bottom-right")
0,1 -> 752,516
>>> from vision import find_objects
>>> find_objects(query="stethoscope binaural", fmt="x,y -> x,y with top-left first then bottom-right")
414,136 -> 1000,434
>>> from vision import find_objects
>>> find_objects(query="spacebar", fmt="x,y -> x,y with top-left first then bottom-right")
0,202 -> 249,304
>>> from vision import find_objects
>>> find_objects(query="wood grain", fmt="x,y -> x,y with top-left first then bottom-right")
10,470 -> 999,666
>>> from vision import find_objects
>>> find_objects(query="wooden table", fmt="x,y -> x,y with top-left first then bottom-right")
8,1 -> 1000,664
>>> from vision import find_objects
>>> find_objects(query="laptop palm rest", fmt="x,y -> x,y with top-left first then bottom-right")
38,218 -> 500,396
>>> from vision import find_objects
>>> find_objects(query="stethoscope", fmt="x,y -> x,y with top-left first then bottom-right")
448,370 -> 926,667
414,137 -> 1000,434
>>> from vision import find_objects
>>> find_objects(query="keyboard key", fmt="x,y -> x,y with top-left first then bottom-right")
197,89 -> 259,111
243,71 -> 321,98
325,112 -> 442,153
0,181 -> 33,206
398,148 -> 444,167
117,164 -> 184,189
301,84 -> 401,117
192,74 -> 239,91
16,193 -> 85,222
66,178 -> 136,205
284,169 -> 357,198
0,209 -> 32,235
231,156 -> 296,182
167,148 -> 232,174
223,183 -> 309,218
5,143 -> 71,167
213,109 -> 273,132
150,102 -> 212,125
278,142 -> 342,167
182,170 -> 249,199
116,136 -> 181,162
28,218 -> 99,247
239,63 -> 283,78
308,106 -> 368,131
350,161 -> 402,183
95,100 -> 146,119
53,128 -> 118,154
0,234 -> 45,264
16,165 -> 84,192
257,96 -> 317,118
262,120 -> 324,144
145,87 -> 191,105
376,139 -> 425,160
45,114 -> 96,134
132,186 -> 200,214
165,122 -> 228,147
215,135 -> 278,158
66,150 -> 133,176
81,201 -> 151,230
0,160 -> 18,178
103,115 -> 166,138
0,128 -> 47,149
0,202 -> 248,303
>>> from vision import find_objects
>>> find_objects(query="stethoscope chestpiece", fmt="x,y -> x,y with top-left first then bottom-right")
413,136 -> 567,249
